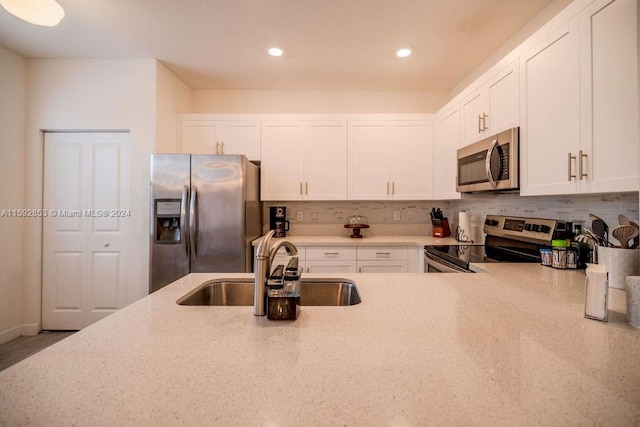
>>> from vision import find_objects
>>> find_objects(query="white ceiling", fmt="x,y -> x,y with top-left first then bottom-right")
0,0 -> 566,91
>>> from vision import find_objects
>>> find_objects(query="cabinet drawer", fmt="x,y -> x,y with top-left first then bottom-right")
357,246 -> 407,260
306,246 -> 356,260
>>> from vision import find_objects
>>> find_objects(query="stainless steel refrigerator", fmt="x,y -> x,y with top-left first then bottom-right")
149,154 -> 261,293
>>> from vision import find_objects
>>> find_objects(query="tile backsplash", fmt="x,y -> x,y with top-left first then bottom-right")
263,192 -> 639,239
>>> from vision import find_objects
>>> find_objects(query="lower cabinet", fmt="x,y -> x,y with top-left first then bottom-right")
305,246 -> 357,273
356,246 -> 409,273
270,244 -> 419,273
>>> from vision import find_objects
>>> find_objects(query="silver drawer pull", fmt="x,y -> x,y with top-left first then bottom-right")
376,252 -> 391,256
324,252 -> 339,255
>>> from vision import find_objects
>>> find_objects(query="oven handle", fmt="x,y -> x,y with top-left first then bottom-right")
424,253 -> 472,273
485,139 -> 499,188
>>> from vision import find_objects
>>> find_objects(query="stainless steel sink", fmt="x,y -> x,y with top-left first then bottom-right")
177,278 -> 361,306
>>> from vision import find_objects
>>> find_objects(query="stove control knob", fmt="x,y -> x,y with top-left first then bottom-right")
540,225 -> 551,233
525,223 -> 533,231
485,219 -> 499,227
532,224 -> 541,232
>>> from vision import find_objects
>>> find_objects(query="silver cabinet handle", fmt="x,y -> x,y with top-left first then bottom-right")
215,141 -> 219,154
305,182 -> 308,195
359,267 -> 362,273
375,252 -> 391,256
180,185 -> 189,257
299,182 -> 303,195
482,113 -> 489,131
392,182 -> 395,195
579,150 -> 588,180
478,115 -> 482,133
221,141 -> 224,154
323,252 -> 339,255
386,182 -> 390,195
568,153 -> 576,181
485,139 -> 499,188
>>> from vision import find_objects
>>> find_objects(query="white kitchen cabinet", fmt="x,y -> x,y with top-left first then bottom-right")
348,121 -> 433,200
261,121 -> 348,201
461,60 -> 519,145
578,0 -> 639,193
520,17 -> 581,196
434,103 -> 462,199
356,246 -> 409,273
179,117 -> 261,160
304,246 -> 357,273
521,0 -> 638,196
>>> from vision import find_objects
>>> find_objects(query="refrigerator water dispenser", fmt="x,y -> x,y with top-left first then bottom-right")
154,200 -> 182,243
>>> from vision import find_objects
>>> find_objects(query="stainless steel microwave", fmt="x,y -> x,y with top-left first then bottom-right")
456,127 -> 519,193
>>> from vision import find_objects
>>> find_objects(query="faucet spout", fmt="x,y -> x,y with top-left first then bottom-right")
254,230 -> 298,316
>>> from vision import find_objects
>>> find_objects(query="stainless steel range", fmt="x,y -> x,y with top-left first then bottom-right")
424,214 -> 574,273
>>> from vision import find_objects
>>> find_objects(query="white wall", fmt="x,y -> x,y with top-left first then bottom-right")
192,89 -> 449,113
24,59 -> 158,333
156,62 -> 192,153
0,46 -> 27,344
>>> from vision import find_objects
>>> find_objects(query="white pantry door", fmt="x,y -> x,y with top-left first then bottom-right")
42,132 -> 130,330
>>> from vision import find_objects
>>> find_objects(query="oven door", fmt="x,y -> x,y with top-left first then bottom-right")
424,252 -> 474,273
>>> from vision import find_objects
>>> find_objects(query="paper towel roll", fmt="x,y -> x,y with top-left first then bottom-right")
456,211 -> 473,243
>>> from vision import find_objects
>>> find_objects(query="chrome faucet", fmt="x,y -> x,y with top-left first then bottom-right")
254,230 -> 298,316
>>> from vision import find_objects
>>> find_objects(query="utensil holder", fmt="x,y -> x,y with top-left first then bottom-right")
625,276 -> 640,328
597,246 -> 640,289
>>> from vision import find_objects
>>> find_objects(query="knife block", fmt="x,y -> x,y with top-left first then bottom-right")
432,218 -> 451,238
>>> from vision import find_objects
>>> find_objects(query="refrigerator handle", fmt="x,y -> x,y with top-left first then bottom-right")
180,185 -> 189,258
189,185 -> 198,258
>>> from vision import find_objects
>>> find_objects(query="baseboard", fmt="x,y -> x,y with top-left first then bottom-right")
0,324 -> 23,345
21,323 -> 40,337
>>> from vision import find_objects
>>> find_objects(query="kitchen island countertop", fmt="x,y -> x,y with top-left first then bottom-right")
1,265 -> 639,425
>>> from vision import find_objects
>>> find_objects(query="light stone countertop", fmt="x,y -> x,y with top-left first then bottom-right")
1,265 -> 639,426
251,235 -> 468,247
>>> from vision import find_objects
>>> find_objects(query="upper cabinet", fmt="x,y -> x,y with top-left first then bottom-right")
434,103 -> 462,200
348,120 -> 433,200
578,0 -> 639,193
520,18 -> 581,195
461,60 -> 519,145
261,120 -> 348,201
521,0 -> 638,195
179,115 -> 261,161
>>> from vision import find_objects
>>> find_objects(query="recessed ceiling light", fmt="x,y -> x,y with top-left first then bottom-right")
0,0 -> 64,26
267,46 -> 285,57
396,47 -> 413,58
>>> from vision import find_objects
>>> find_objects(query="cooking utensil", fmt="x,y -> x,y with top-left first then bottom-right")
618,215 -> 639,249
590,213 -> 609,246
611,225 -> 639,249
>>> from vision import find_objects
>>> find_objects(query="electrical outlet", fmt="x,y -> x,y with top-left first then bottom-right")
296,211 -> 304,222
393,210 -> 400,221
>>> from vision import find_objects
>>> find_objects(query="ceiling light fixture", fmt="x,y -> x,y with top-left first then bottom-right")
396,47 -> 413,58
267,46 -> 285,57
0,0 -> 64,26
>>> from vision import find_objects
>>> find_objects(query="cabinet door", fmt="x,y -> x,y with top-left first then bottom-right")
261,122 -> 304,200
180,121 -> 219,154
306,260 -> 357,273
434,104 -> 462,199
486,60 -> 519,135
348,122 -> 390,200
219,121 -> 261,161
357,260 -> 408,273
461,89 -> 486,145
580,0 -> 639,193
520,18 -> 581,196
304,121 -> 348,200
390,121 -> 434,200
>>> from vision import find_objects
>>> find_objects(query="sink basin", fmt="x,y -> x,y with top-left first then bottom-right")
177,278 -> 361,306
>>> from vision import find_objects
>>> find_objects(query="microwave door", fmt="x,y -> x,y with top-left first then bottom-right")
486,139 -> 499,188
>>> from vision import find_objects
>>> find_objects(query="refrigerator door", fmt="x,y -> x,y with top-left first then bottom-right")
150,154 -> 191,293
190,155 -> 247,272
